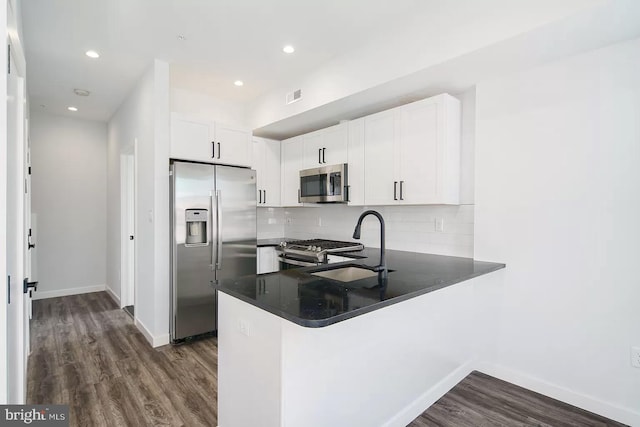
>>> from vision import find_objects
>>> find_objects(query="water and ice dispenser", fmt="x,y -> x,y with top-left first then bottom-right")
185,209 -> 208,246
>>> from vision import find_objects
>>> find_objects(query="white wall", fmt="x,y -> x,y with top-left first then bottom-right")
107,59 -> 170,346
29,111 -> 107,298
248,0 -> 603,130
474,37 -> 640,425
171,87 -> 248,128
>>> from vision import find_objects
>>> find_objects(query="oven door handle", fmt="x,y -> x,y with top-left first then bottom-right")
276,256 -> 318,267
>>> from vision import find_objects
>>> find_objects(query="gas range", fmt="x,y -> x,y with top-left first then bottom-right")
276,239 -> 364,265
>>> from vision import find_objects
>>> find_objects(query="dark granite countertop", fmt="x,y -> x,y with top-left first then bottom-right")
217,248 -> 505,328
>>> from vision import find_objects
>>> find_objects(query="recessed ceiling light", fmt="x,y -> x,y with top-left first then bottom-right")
85,50 -> 100,59
177,35 -> 186,41
67,106 -> 78,112
74,88 -> 91,97
282,45 -> 295,54
234,80 -> 244,87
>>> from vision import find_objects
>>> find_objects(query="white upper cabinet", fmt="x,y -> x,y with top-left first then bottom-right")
253,137 -> 281,207
347,118 -> 365,206
302,123 -> 348,169
364,108 -> 398,205
281,136 -> 304,206
364,94 -> 461,205
170,113 -> 252,167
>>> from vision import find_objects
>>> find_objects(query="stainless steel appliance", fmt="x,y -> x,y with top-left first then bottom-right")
299,163 -> 348,203
170,160 -> 256,342
276,239 -> 364,268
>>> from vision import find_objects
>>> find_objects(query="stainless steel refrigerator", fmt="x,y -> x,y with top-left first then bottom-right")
170,160 -> 256,343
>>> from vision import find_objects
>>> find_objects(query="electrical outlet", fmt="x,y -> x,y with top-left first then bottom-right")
238,320 -> 250,337
317,217 -> 322,227
435,218 -> 444,232
632,347 -> 640,368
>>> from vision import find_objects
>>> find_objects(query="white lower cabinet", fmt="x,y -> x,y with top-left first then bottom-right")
257,246 -> 279,274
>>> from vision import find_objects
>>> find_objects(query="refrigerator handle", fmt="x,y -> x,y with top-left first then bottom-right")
210,192 -> 216,271
216,190 -> 223,270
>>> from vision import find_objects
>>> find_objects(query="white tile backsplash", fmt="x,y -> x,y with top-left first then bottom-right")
261,204 -> 474,257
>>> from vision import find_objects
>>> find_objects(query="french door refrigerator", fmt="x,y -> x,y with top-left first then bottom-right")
170,160 -> 256,343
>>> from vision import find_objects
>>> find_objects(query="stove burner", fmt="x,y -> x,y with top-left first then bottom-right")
277,239 -> 364,263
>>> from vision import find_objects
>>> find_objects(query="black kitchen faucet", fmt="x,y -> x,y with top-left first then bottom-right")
352,210 -> 388,280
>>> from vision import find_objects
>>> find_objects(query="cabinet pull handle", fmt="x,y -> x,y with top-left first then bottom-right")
400,181 -> 404,200
393,181 -> 398,200
258,190 -> 262,204
211,141 -> 215,158
217,142 -> 221,159
264,189 -> 267,204
318,148 -> 321,164
322,148 -> 326,163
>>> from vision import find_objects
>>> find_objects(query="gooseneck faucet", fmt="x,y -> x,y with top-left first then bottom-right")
352,210 -> 387,280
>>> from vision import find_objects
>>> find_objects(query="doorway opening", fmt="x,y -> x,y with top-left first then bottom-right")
120,149 -> 136,318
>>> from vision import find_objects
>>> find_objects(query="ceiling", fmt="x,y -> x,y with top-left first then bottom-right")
20,0 -> 434,122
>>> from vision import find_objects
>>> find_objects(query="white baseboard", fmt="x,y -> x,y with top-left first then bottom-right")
384,360 -> 475,427
134,318 -> 170,348
105,286 -> 120,306
32,284 -> 106,300
476,362 -> 640,427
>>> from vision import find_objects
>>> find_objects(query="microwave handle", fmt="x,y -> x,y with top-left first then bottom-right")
298,189 -> 301,204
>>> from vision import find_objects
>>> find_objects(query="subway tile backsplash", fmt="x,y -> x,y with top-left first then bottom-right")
258,204 -> 474,258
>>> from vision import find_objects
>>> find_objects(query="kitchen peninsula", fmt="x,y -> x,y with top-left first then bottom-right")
216,248 -> 504,427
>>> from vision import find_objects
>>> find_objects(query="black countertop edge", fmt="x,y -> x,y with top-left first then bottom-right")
217,262 -> 505,328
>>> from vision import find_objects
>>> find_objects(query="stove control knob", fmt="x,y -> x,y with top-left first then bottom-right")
280,242 -> 286,247
316,247 -> 322,252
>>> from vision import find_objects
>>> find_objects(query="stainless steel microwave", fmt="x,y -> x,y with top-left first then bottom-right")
299,164 -> 348,203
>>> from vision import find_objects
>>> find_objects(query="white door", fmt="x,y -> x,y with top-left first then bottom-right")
170,115 -> 214,162
6,65 -> 27,403
262,138 -> 281,207
319,123 -> 348,166
120,154 -> 135,308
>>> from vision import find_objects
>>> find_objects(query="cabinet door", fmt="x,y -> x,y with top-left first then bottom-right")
215,123 -> 252,167
320,123 -> 348,166
302,130 -> 324,169
262,139 -> 281,207
281,136 -> 303,206
364,109 -> 398,205
170,116 -> 215,161
398,99 -> 439,204
347,118 -> 365,206
257,247 -> 279,274
253,139 -> 266,204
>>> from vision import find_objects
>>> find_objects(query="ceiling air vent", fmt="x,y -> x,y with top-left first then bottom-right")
286,89 -> 302,105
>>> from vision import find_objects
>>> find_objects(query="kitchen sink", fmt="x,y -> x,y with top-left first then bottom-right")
310,265 -> 393,283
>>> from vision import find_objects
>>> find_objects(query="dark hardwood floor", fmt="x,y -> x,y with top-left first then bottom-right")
28,292 -> 626,427
28,292 -> 218,426
408,371 -> 627,427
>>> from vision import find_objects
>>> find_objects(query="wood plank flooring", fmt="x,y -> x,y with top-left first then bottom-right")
408,371 -> 627,427
28,292 -> 627,427
28,292 -> 218,426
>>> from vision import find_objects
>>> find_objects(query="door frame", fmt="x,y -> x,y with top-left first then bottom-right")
120,151 -> 136,309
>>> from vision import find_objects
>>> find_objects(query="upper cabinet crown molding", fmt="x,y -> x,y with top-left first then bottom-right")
170,113 -> 252,167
